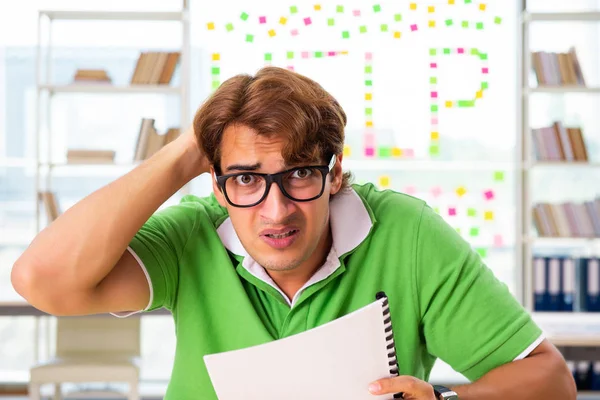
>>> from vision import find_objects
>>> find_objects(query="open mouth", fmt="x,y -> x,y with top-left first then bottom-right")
265,229 -> 298,239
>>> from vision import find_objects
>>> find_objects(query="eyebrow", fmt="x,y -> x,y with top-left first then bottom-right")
225,163 -> 262,172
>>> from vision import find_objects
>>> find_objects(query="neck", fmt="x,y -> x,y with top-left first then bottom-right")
267,222 -> 333,302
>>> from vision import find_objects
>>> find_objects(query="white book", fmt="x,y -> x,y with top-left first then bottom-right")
204,296 -> 399,400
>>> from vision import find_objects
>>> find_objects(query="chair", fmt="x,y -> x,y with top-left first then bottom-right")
29,315 -> 141,400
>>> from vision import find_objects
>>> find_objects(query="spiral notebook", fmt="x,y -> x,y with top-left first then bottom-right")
203,293 -> 401,400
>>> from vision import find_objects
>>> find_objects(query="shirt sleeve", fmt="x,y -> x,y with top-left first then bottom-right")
124,201 -> 198,313
415,204 -> 543,382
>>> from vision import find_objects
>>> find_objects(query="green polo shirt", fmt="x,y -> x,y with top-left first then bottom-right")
122,183 -> 542,399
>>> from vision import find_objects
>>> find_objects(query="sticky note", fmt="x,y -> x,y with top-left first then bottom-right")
476,22 -> 484,29
431,105 -> 438,112
456,186 -> 466,197
457,48 -> 465,54
458,100 -> 474,107
259,16 -> 267,24
207,22 -> 215,30
455,228 -> 462,235
304,17 -> 312,25
430,91 -> 438,98
379,176 -> 390,188
410,3 -> 417,10
342,31 -> 350,39
428,6 -> 435,12
240,12 -> 249,21
482,82 -> 489,89
445,19 -> 453,26
394,13 -> 402,21
448,207 -> 457,216
365,52 -> 372,60
411,24 -> 418,31
380,24 -> 388,32
445,101 -> 453,108
430,62 -> 437,68
493,171 -> 504,181
484,190 -> 494,200
211,53 -> 220,61
431,186 -> 442,197
245,34 -> 253,42
429,145 -> 439,155
211,66 -> 220,75
495,16 -> 502,24
290,5 -> 298,14
287,66 -> 295,71
482,67 -> 489,74
476,248 -> 487,258
225,23 -> 234,32
378,147 -> 391,158
429,20 -> 435,27
280,17 -> 288,25
462,21 -> 469,28
392,147 -> 402,157
360,25 -> 367,33
479,3 -> 486,11
448,0 -> 455,3
431,117 -> 438,125
264,53 -> 272,61
328,51 -> 336,57
429,49 -> 437,56
268,29 -> 276,37
365,93 -> 372,100
443,48 -> 451,54
430,77 -> 437,84
287,51 -> 294,59
365,147 -> 375,157
211,80 -> 220,90
405,148 -> 414,157
314,4 -> 322,11
365,107 -> 373,115
434,207 -> 440,214
336,5 -> 344,12
494,235 -> 503,247
479,53 -> 488,60
343,145 -> 351,157
467,208 -> 477,217
484,211 -> 494,221
314,51 -> 323,58
465,0 -> 472,3
291,29 -> 299,36
404,186 -> 417,195
352,9 -> 361,16
328,18 -> 335,26
471,48 -> 479,55
470,227 -> 479,237
374,4 -> 382,12
365,79 -> 372,86
393,31 -> 401,39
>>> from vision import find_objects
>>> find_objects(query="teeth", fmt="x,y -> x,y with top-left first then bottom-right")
267,230 -> 296,239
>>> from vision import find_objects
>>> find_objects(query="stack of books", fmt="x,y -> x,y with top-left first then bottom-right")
134,118 -> 180,161
533,199 -> 600,238
130,52 -> 180,85
532,122 -> 588,162
66,149 -> 116,164
531,47 -> 585,86
73,69 -> 111,83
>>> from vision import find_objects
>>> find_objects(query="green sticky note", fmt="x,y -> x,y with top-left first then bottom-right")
494,16 -> 502,24
342,30 -> 350,39
336,5 -> 344,12
479,53 -> 488,60
365,79 -> 373,86
430,77 -> 437,84
378,147 -> 391,158
327,18 -> 335,26
445,19 -> 453,26
465,0 -> 472,3
429,145 -> 439,155
462,21 -> 469,28
264,53 -> 272,61
211,80 -> 220,89
431,105 -> 438,112
380,24 -> 388,32
245,34 -> 254,43
360,25 -> 367,33
365,107 -> 373,115
211,66 -> 220,75
287,51 -> 294,60
373,4 -> 382,12
240,12 -> 249,21
494,171 -> 505,181
433,207 -> 440,214
394,13 -> 402,22
476,248 -> 487,258
481,82 -> 489,89
225,23 -> 234,32
467,208 -> 477,217
455,228 -> 461,235
290,5 -> 298,14
470,227 -> 480,237
476,22 -> 484,30
429,49 -> 437,56
443,48 -> 451,54
470,48 -> 479,55
313,51 -> 322,58
458,100 -> 475,107
365,65 -> 372,74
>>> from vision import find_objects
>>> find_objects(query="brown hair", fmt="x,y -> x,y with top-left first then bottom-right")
193,66 -> 352,191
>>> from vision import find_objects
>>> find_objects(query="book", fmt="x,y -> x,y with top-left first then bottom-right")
204,293 -> 400,400
38,191 -> 61,224
66,149 -> 116,164
130,51 -> 180,85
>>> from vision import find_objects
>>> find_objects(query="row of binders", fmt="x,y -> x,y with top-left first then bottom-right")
534,256 -> 599,312
531,48 -> 585,86
569,360 -> 600,391
130,52 -> 180,85
532,122 -> 588,162
533,200 -> 600,238
134,118 -> 180,161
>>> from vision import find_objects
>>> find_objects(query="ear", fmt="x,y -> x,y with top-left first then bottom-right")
329,153 -> 344,196
210,166 -> 228,208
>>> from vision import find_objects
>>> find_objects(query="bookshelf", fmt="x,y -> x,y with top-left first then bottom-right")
521,8 -> 600,352
34,3 -> 191,233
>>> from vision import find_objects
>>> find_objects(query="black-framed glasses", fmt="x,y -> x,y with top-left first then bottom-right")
215,155 -> 337,208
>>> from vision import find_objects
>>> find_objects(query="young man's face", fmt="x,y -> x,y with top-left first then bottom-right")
211,124 -> 343,273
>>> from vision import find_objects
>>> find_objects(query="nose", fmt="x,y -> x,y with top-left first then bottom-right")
259,182 -> 295,223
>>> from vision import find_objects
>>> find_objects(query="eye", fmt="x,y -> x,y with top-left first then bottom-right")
291,168 -> 313,179
234,174 -> 256,185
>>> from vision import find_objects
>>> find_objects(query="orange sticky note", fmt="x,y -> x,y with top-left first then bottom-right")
456,186 -> 467,197
445,101 -> 453,108
479,3 -> 487,11
343,145 -> 351,157
268,29 -> 276,37
428,6 -> 435,12
207,22 -> 215,30
431,131 -> 439,140
410,3 -> 417,10
379,176 -> 390,188
280,16 -> 287,25
393,31 -> 401,39
212,53 -> 220,61
476,90 -> 483,99
365,93 -> 372,100
392,147 -> 402,157
484,211 -> 494,221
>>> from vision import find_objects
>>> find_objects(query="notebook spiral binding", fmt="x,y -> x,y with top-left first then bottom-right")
376,291 -> 404,399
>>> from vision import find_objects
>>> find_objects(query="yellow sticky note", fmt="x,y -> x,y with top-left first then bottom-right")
410,3 -> 417,10
379,176 -> 390,188
207,22 -> 215,30
476,90 -> 483,99
341,51 -> 349,55
428,6 -> 435,12
366,121 -> 373,127
314,4 -> 322,10
392,147 -> 402,157
479,3 -> 487,11
268,29 -> 276,37
212,53 -> 220,61
484,211 -> 494,221
393,31 -> 401,39
445,101 -> 453,108
431,131 -> 439,140
279,16 -> 287,25
428,20 -> 436,27
365,93 -> 372,101
456,186 -> 467,197
448,0 -> 455,4
343,145 -> 351,157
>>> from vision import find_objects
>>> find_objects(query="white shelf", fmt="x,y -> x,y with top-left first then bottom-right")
46,161 -> 139,167
526,86 -> 600,94
38,84 -> 181,94
533,312 -> 600,346
342,160 -> 514,171
525,12 -> 600,22
0,158 -> 35,167
39,10 -> 184,21
528,161 -> 600,168
526,237 -> 600,245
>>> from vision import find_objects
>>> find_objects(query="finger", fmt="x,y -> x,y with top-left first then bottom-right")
369,375 -> 432,396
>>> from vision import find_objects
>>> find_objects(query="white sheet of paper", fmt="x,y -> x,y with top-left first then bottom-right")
204,298 -> 396,400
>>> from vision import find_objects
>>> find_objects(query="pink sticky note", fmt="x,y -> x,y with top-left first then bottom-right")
430,91 -> 438,98
353,9 -> 361,16
431,117 -> 438,125
259,16 -> 267,24
494,234 -> 503,247
328,51 -> 336,56
431,186 -> 442,198
448,207 -> 457,216
365,52 -> 372,60
430,62 -> 437,68
301,51 -> 309,58
404,148 -> 415,157
457,48 -> 465,54
291,29 -> 299,36
484,190 -> 494,200
482,67 -> 489,74
304,17 -> 312,25
404,186 -> 417,195
364,133 -> 375,147
365,147 -> 375,157
411,24 -> 418,31
287,65 -> 295,71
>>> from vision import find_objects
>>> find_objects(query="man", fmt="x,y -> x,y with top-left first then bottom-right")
12,66 -> 575,399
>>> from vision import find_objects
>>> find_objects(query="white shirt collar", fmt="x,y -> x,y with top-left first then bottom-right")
216,188 -> 373,306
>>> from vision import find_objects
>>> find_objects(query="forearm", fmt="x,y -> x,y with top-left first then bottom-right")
13,138 -> 203,294
451,349 -> 577,400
